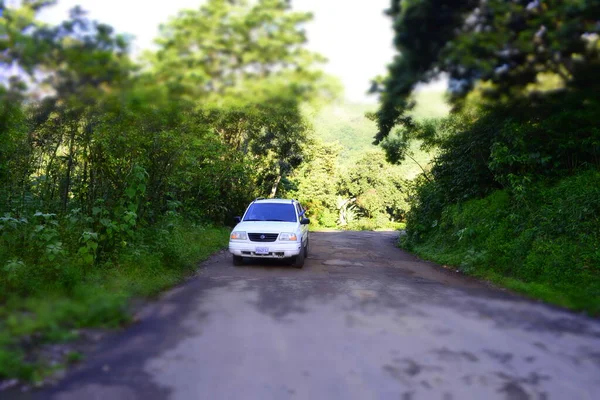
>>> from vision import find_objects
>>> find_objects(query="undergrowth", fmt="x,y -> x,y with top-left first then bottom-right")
0,219 -> 229,382
402,169 -> 600,315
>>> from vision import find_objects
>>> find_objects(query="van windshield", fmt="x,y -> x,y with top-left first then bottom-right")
243,203 -> 297,222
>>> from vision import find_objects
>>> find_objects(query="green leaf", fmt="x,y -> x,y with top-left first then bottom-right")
125,187 -> 136,199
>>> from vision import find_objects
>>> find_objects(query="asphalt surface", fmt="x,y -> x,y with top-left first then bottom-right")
27,231 -> 600,399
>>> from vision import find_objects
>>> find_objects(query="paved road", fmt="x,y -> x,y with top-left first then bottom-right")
35,231 -> 600,399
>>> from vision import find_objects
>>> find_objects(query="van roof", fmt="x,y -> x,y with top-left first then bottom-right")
253,198 -> 296,204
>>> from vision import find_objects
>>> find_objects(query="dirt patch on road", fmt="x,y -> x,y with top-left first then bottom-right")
309,231 -> 486,290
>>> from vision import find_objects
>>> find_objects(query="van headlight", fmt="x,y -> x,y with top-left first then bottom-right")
230,231 -> 247,240
279,233 -> 298,241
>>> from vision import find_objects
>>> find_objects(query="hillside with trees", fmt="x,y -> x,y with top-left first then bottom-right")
307,88 -> 448,172
289,90 -> 448,229
373,0 -> 600,313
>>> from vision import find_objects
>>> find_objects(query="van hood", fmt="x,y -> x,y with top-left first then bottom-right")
233,221 -> 298,233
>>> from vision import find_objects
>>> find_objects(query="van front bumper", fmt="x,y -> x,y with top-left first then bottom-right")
229,241 -> 302,258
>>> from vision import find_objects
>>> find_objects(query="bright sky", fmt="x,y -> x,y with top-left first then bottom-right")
38,0 -> 397,103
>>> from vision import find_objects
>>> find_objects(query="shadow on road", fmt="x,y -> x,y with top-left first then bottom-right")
20,231 -> 600,400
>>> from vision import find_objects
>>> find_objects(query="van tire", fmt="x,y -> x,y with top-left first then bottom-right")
293,249 -> 305,268
233,255 -> 243,266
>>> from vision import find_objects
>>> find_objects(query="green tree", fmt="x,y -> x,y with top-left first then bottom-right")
373,0 -> 600,203
339,151 -> 407,222
0,0 -> 56,73
0,0 -> 55,210
290,139 -> 342,227
149,0 -> 333,197
374,0 -> 600,145
32,7 -> 133,213
150,0 -> 325,102
384,0 -> 600,309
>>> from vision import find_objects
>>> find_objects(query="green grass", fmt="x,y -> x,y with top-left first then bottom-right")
0,221 -> 229,382
410,241 -> 599,313
66,351 -> 84,363
310,219 -> 406,232
403,170 -> 600,315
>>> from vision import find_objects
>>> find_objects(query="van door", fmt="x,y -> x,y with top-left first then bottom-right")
296,202 -> 309,245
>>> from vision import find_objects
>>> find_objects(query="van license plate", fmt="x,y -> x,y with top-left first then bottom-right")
255,247 -> 269,255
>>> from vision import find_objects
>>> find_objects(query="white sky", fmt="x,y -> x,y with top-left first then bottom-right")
38,0 -> 397,103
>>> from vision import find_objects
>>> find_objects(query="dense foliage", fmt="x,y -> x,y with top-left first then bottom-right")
405,170 -> 600,314
291,93 -> 449,230
290,143 -> 407,230
0,0 -> 332,271
374,0 -> 600,142
0,0 -> 340,381
377,0 -> 600,313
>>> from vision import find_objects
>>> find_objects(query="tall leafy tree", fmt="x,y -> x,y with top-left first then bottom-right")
290,139 -> 341,225
1,0 -> 57,211
374,0 -> 600,146
0,0 -> 56,74
149,0 -> 332,197
150,0 -> 325,102
32,7 -> 132,212
339,151 -> 407,222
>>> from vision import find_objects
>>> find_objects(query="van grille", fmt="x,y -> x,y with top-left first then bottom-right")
248,233 -> 279,242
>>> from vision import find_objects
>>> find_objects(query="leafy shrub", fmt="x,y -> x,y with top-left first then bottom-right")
403,169 -> 600,314
347,218 -> 378,231
317,208 -> 338,228
0,221 -> 229,381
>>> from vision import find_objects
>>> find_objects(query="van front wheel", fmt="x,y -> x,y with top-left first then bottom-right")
293,250 -> 305,269
232,255 -> 243,266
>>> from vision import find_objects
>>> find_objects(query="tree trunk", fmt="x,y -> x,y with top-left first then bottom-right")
61,127 -> 77,213
269,174 -> 282,198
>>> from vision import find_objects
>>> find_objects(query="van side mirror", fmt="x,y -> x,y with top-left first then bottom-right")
233,216 -> 241,224
300,218 -> 310,225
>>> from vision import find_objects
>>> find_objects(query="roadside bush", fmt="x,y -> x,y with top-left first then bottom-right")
402,174 -> 446,245
346,215 -> 404,231
347,218 -> 378,231
0,221 -> 229,381
316,208 -> 338,228
403,169 -> 600,314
